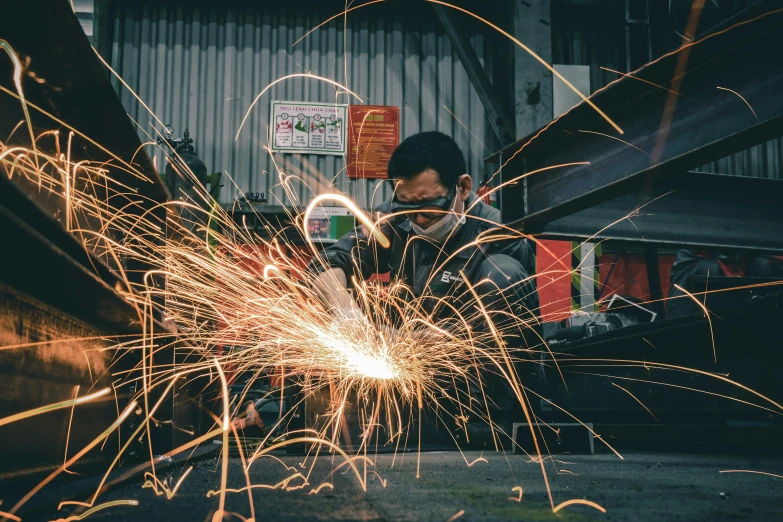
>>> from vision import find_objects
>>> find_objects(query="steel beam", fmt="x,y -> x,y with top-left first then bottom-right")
432,4 -> 516,145
0,286 -> 124,490
0,0 -> 170,307
531,172 -> 783,253
539,292 -> 783,433
0,190 -> 142,335
488,1 -> 783,231
0,0 -> 168,226
0,0 -> 179,482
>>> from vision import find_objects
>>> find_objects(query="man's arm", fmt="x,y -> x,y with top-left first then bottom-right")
311,267 -> 357,314
492,236 -> 536,284
307,202 -> 395,312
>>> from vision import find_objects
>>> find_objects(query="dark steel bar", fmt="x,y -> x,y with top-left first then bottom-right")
528,172 -> 783,253
0,0 -> 178,483
0,286 -> 123,490
0,0 -> 167,205
546,292 -> 783,361
0,200 -> 142,335
488,1 -> 783,229
538,292 -> 783,435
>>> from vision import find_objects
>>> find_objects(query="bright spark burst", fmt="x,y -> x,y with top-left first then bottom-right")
0,66 -> 599,516
3,7 -> 783,519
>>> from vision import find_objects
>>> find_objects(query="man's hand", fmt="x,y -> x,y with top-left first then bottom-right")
312,267 -> 355,311
358,211 -> 386,239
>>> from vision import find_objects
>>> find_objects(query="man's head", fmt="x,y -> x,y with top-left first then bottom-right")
387,131 -> 472,231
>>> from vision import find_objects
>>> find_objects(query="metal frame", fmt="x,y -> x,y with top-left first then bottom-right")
488,1 -> 783,246
540,292 -> 783,425
1,0 -> 167,206
1,0 -> 169,313
530,171 -> 783,253
0,180 -> 144,334
0,0 -> 180,481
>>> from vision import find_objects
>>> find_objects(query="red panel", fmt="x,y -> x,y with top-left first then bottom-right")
536,240 -> 574,322
534,240 -> 677,321
597,253 -> 675,304
347,105 -> 400,179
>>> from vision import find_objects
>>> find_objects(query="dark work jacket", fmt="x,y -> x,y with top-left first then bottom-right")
311,193 -> 537,319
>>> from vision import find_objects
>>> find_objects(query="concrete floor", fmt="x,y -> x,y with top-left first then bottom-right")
35,450 -> 783,522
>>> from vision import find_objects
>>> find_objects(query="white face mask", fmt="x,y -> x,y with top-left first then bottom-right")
410,197 -> 466,243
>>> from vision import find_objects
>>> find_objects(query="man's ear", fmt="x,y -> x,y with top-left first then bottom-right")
457,173 -> 472,199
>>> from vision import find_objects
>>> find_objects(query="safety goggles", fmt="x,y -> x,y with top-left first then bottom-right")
390,182 -> 458,220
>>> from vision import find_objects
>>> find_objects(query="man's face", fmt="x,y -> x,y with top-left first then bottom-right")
393,169 -> 471,229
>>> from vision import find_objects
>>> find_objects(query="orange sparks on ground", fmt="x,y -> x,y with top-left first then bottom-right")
446,509 -> 465,522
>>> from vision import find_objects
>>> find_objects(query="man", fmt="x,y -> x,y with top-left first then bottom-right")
310,131 -> 540,437
311,130 -> 539,348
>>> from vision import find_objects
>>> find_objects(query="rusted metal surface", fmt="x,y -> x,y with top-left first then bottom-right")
0,286 -> 120,484
0,0 -> 175,487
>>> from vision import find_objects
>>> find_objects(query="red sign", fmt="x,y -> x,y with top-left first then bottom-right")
347,105 -> 400,179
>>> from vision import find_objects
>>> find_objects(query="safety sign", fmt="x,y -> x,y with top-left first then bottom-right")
270,101 -> 348,155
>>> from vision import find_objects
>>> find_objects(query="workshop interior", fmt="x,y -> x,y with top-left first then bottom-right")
1,1 -> 782,521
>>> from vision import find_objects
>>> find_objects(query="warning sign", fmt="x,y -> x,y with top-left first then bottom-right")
270,101 -> 347,155
347,105 -> 400,179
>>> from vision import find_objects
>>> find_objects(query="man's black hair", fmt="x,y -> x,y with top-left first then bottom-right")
387,131 -> 467,188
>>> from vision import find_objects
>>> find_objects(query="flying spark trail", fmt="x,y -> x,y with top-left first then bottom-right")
553,498 -> 607,514
719,470 -> 783,479
2,7 -> 782,517
0,388 -> 111,427
611,382 -> 662,425
672,284 -> 717,362
52,500 -> 139,522
577,130 -> 651,157
4,402 -> 138,519
600,67 -> 698,102
0,95 -> 604,515
443,105 -> 487,152
716,86 -> 759,122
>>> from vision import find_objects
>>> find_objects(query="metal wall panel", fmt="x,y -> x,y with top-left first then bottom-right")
551,6 -> 627,94
109,2 -> 494,208
695,137 -> 783,179
73,0 -> 95,41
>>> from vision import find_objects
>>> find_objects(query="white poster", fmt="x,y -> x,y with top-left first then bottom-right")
270,101 -> 348,155
553,65 -> 591,118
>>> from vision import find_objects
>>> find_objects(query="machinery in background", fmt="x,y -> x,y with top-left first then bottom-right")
158,126 -> 207,197
547,294 -> 657,345
157,125 -> 223,204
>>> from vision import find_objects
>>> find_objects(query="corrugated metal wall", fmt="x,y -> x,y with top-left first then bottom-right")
109,1 -> 495,208
552,4 -> 782,180
73,0 -> 95,43
696,136 -> 783,179
552,5 -> 627,94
